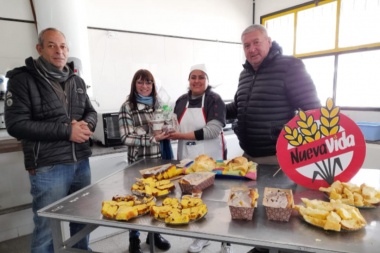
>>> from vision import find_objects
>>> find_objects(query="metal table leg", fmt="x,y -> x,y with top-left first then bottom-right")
148,232 -> 155,253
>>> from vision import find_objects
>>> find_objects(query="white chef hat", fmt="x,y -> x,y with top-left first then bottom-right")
189,64 -> 208,78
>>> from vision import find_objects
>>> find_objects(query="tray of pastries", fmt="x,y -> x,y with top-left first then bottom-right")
140,163 -> 183,180
214,156 -> 257,180
319,180 -> 380,208
131,177 -> 175,197
183,155 -> 257,180
150,196 -> 207,225
101,195 -> 156,221
294,198 -> 366,232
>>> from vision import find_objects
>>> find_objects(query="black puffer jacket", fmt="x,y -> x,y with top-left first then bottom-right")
226,41 -> 321,157
5,57 -> 97,169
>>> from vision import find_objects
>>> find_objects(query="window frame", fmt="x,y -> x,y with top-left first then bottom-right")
260,0 -> 380,111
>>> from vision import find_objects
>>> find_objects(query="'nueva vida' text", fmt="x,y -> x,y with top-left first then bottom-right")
290,132 -> 355,164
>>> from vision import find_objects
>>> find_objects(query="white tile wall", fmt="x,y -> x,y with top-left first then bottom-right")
0,209 -> 33,242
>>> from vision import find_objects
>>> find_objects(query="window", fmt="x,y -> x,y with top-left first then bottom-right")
302,56 -> 335,105
261,0 -> 380,109
296,2 -> 337,54
336,49 -> 380,107
339,0 -> 380,47
264,13 -> 294,55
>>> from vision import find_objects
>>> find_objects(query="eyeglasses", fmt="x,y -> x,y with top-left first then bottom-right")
137,80 -> 153,86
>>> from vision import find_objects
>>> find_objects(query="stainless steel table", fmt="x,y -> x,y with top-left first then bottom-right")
38,159 -> 380,253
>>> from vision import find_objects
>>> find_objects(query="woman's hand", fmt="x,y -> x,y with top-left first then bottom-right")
154,131 -> 171,142
168,131 -> 181,140
168,131 -> 196,140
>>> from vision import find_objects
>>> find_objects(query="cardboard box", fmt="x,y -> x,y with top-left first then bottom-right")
356,122 -> 380,141
228,187 -> 258,220
263,187 -> 293,222
179,172 -> 215,194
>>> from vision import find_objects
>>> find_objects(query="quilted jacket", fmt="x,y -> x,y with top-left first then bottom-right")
226,41 -> 321,157
5,57 -> 97,169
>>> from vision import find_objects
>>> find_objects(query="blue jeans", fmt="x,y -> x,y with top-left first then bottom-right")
29,158 -> 91,253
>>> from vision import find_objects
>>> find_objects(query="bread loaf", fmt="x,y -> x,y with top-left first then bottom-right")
264,189 -> 292,208
226,156 -> 252,175
189,155 -> 216,172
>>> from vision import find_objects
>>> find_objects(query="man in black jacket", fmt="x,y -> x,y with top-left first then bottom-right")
226,24 -> 321,253
226,24 -> 321,166
4,28 -> 97,253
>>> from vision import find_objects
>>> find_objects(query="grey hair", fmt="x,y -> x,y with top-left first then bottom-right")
241,24 -> 269,42
37,27 -> 66,47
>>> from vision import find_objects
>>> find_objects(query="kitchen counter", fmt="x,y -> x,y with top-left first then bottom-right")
2,126 -> 380,158
0,129 -> 128,156
2,127 -> 380,156
0,129 -> 21,153
0,138 -> 22,153
0,128 -> 236,155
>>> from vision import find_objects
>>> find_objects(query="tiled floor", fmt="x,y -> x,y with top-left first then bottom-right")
0,231 -> 253,253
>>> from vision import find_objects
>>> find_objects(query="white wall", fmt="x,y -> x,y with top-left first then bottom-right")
0,0 -> 36,74
88,30 -> 245,111
0,0 -> 253,111
255,0 -> 308,24
86,0 -> 252,110
87,0 -> 251,42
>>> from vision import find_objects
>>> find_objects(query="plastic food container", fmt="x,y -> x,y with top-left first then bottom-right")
356,122 -> 380,141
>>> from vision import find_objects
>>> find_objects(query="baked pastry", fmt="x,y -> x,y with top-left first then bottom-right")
262,187 -> 294,222
264,188 -> 293,208
101,195 -> 155,221
294,198 -> 366,231
115,206 -> 138,220
179,172 -> 215,194
131,177 -> 175,197
150,196 -> 207,224
141,164 -> 180,179
189,154 -> 216,172
226,156 -> 253,175
229,187 -> 259,207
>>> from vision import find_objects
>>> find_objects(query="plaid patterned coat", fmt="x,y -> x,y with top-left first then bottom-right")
119,100 -> 161,163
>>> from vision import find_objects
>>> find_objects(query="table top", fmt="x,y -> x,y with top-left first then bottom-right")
38,159 -> 380,253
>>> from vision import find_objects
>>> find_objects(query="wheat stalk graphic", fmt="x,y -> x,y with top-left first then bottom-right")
283,98 -> 343,184
284,98 -> 339,145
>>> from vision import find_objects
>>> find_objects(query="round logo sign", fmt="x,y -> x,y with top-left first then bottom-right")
276,99 -> 366,190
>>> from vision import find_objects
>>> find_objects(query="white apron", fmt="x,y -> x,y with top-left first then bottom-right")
177,94 -> 225,160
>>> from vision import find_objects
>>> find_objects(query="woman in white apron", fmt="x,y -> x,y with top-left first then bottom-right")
170,64 -> 230,253
171,64 -> 226,161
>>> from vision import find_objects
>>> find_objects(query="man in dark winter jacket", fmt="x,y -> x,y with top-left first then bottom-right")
4,28 -> 97,253
226,24 -> 321,167
226,24 -> 321,253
